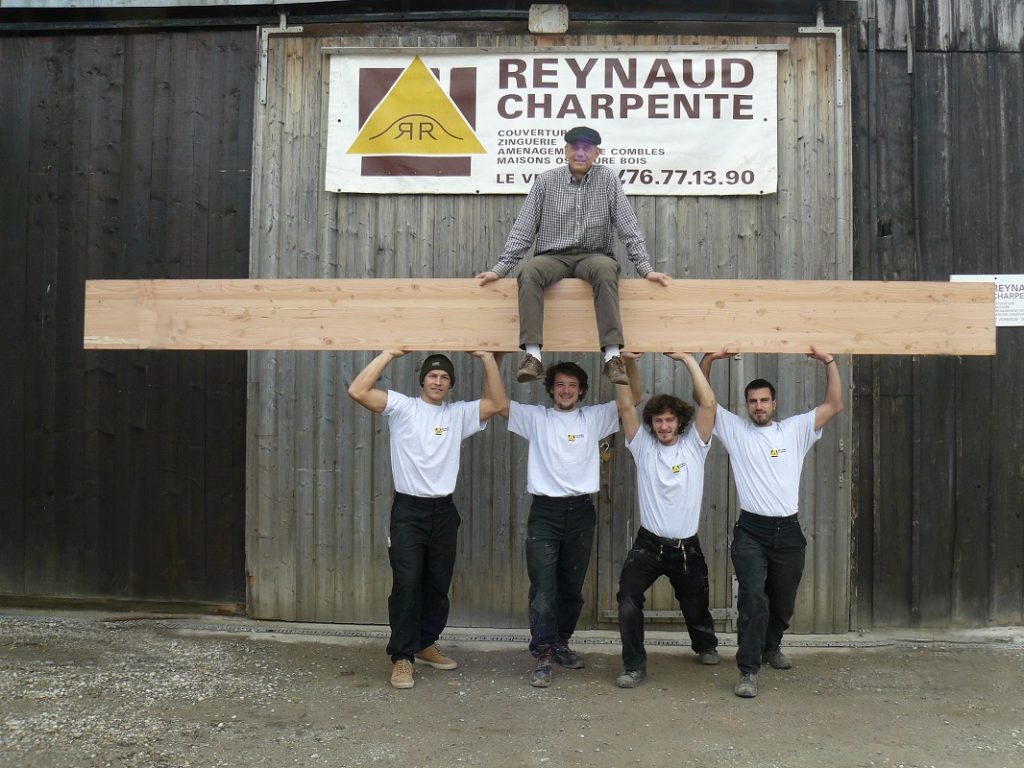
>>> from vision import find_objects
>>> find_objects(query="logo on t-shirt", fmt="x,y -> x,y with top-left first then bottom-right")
566,432 -> 584,443
770,447 -> 786,458
434,426 -> 448,436
672,464 -> 682,473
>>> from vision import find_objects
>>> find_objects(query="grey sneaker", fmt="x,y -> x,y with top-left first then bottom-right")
529,649 -> 554,688
553,644 -> 586,669
516,354 -> 545,383
734,673 -> 758,698
616,669 -> 646,689
602,355 -> 629,385
698,649 -> 721,666
762,649 -> 792,670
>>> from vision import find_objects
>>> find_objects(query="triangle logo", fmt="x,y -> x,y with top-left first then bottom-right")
347,56 -> 486,156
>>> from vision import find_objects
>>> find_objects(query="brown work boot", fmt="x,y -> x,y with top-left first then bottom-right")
515,354 -> 545,383
602,355 -> 629,385
390,658 -> 414,689
415,643 -> 458,670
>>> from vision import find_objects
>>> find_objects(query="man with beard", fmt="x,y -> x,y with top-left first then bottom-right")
699,347 -> 843,698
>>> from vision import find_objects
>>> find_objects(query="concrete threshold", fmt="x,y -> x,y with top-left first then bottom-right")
3,609 -> 1023,653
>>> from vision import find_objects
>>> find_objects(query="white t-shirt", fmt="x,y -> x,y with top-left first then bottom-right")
626,425 -> 712,539
507,400 -> 619,497
712,405 -> 822,517
382,391 -> 485,497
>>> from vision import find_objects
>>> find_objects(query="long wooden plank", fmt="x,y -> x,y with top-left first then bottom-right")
83,278 -> 995,355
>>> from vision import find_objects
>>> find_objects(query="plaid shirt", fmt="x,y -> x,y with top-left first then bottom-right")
490,164 -> 654,278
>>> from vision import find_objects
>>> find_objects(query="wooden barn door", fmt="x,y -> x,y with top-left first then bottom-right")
246,27 -> 852,634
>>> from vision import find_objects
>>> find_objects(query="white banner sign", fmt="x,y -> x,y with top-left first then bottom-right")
325,49 -> 778,196
951,274 -> 1024,327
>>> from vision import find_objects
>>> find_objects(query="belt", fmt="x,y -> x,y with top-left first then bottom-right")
638,526 -> 697,550
532,494 -> 592,502
394,492 -> 453,506
739,510 -> 799,524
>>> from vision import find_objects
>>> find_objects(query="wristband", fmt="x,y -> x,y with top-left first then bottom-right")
824,358 -> 836,365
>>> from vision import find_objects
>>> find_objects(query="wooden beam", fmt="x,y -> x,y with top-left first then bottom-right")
83,278 -> 995,355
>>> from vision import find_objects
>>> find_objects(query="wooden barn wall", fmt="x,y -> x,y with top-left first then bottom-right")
851,5 -> 1024,627
0,29 -> 254,605
247,23 -> 853,632
856,0 -> 1024,51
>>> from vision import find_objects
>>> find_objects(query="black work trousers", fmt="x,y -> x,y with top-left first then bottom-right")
617,528 -> 718,672
385,492 -> 460,663
730,510 -> 806,675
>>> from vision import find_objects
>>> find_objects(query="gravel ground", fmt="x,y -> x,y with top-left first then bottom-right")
1,611 -> 1022,768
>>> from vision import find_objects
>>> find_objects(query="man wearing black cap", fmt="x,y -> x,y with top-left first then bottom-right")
348,349 -> 507,690
477,125 -> 671,385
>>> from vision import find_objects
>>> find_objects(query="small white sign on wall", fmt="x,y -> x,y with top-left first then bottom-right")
950,274 -> 1024,327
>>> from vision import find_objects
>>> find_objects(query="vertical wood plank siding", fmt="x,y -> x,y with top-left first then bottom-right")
248,27 -> 853,632
859,0 -> 1024,52
4,2 -> 1018,632
0,37 -> 31,593
0,30 -> 254,604
852,9 -> 1024,627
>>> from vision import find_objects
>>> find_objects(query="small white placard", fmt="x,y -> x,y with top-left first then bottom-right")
950,274 -> 1024,327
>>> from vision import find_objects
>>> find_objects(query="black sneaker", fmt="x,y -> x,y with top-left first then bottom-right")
529,649 -> 554,688
615,668 -> 646,689
762,649 -> 792,670
554,643 -> 586,669
697,649 -> 721,665
734,673 -> 758,698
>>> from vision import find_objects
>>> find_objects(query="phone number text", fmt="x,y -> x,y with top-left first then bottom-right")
618,168 -> 756,186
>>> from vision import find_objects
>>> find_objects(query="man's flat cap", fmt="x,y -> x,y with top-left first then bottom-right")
564,126 -> 602,145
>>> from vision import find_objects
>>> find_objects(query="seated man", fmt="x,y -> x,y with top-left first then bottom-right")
476,125 -> 670,386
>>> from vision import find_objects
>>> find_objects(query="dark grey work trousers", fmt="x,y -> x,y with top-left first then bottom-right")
525,494 -> 596,654
516,251 -> 623,350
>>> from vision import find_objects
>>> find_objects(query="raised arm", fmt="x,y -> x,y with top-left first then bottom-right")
347,350 -> 406,413
808,346 -> 844,430
626,352 -> 645,405
666,353 -> 716,442
616,354 -> 642,442
471,351 -> 509,421
696,348 -> 735,405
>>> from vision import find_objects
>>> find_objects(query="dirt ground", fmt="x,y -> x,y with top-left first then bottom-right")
1,611 -> 1022,768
